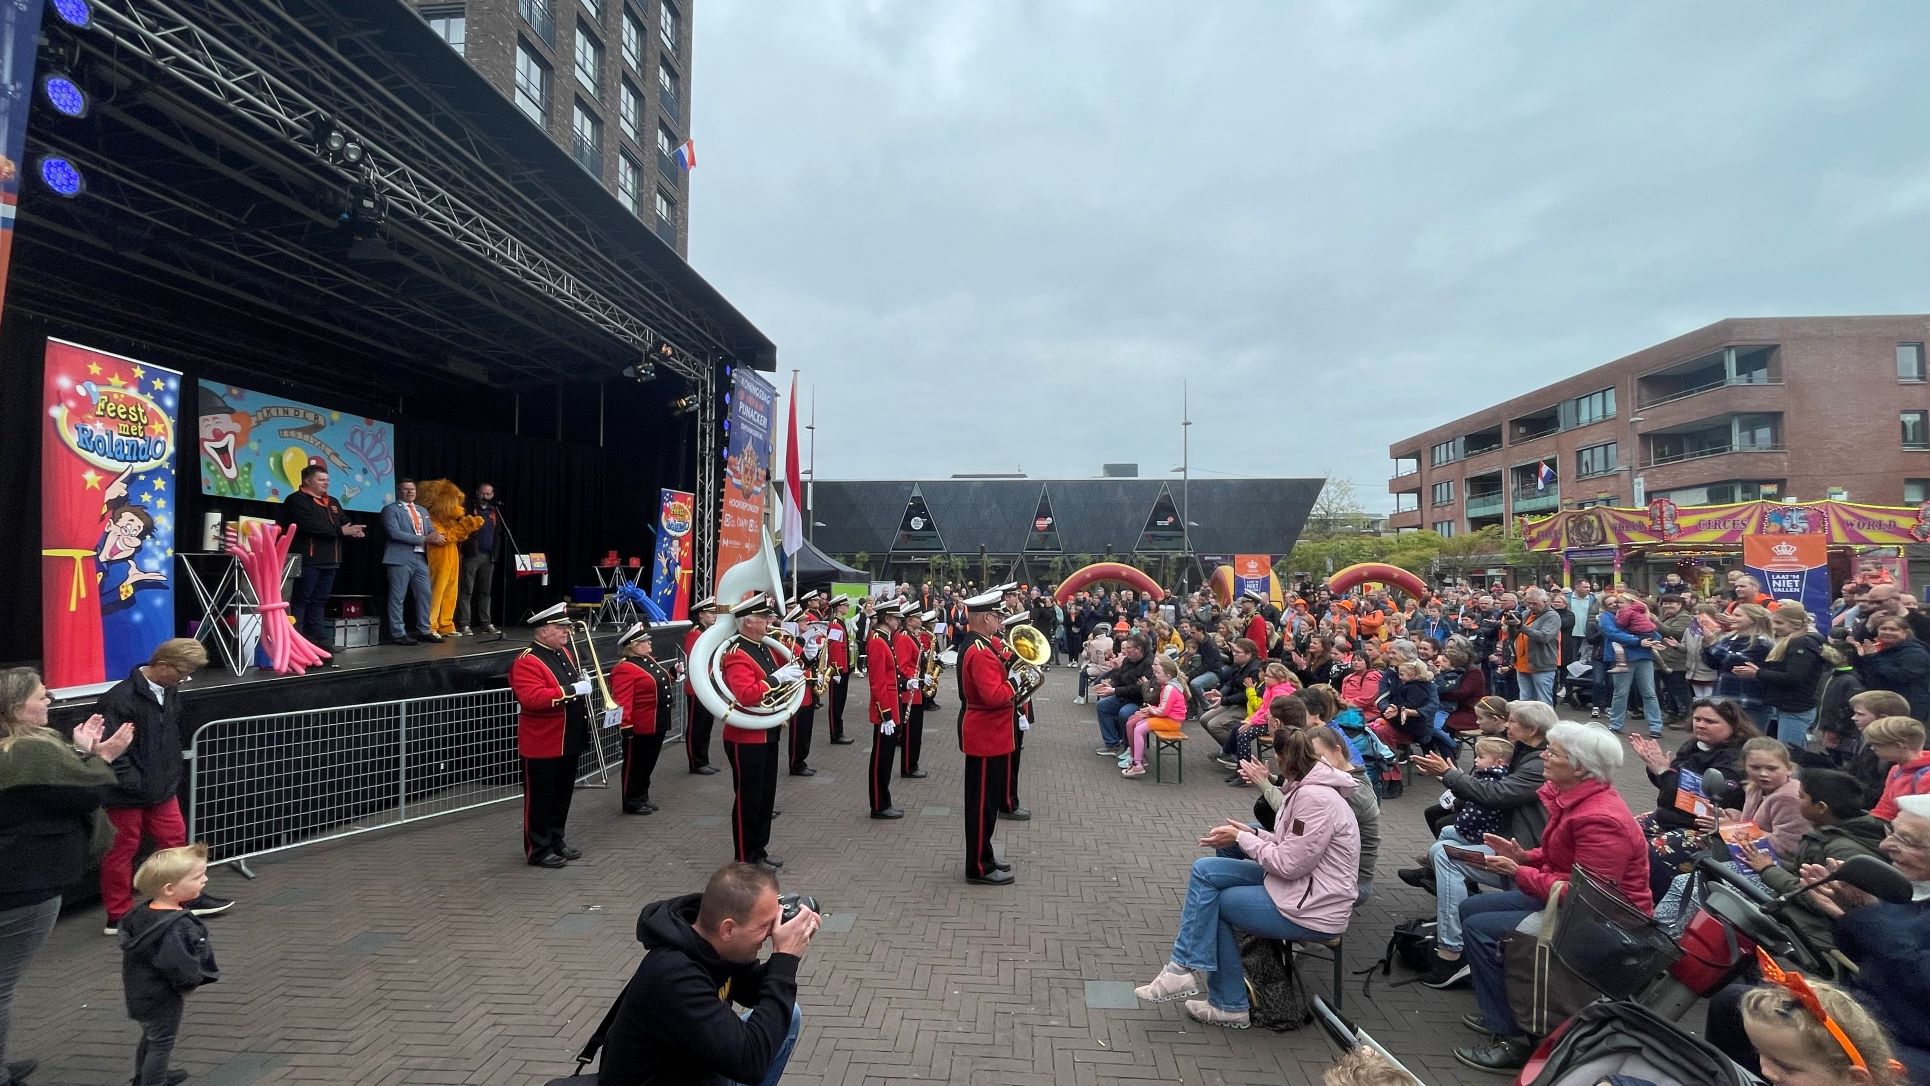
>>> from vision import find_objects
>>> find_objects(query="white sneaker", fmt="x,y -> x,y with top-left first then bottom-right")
1072,695 -> 1087,705
1133,967 -> 1204,1003
1184,998 -> 1250,1029
456,627 -> 472,637
1122,764 -> 1145,778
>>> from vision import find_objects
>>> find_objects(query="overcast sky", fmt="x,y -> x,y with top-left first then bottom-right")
689,2 -> 1929,511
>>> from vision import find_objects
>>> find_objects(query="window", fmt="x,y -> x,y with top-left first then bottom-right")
1573,496 -> 1619,509
656,123 -> 674,158
1904,411 -> 1929,450
1431,521 -> 1456,538
617,153 -> 641,214
1907,480 -> 1930,504
518,0 -> 554,45
622,7 -> 645,70
1430,480 -> 1454,506
658,59 -> 678,108
422,6 -> 466,54
571,101 -> 601,173
581,0 -> 601,19
1430,439 -> 1460,467
619,80 -> 641,140
514,42 -> 550,124
659,0 -> 678,50
1576,441 -> 1618,479
574,25 -> 602,94
655,188 -> 673,223
1734,413 -> 1778,450
1573,387 -> 1616,426
1901,343 -> 1926,382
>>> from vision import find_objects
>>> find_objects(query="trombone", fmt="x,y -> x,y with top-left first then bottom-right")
566,619 -> 621,786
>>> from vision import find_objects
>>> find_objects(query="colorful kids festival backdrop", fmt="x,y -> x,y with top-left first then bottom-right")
650,488 -> 696,620
715,368 -> 775,588
197,380 -> 396,512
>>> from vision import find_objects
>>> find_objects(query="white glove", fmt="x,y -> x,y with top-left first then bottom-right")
773,662 -> 806,683
901,677 -> 915,691
834,673 -> 843,685
803,642 -> 821,661
571,679 -> 593,698
1018,715 -> 1031,732
881,720 -> 896,736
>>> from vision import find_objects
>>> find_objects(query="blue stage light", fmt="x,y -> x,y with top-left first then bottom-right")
43,75 -> 87,117
37,156 -> 85,197
50,0 -> 91,28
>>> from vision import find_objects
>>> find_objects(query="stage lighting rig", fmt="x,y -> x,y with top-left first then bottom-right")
50,0 -> 93,28
669,395 -> 697,415
339,180 -> 386,237
310,117 -> 367,167
621,360 -> 658,383
40,71 -> 87,117
36,155 -> 85,198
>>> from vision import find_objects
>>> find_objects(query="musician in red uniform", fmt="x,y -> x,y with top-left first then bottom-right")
612,620 -> 673,815
826,596 -> 854,743
720,594 -> 804,869
509,603 -> 593,868
958,591 -> 1017,885
998,610 -> 1036,822
684,596 -> 721,775
1241,591 -> 1272,655
864,603 -> 906,819
787,599 -> 823,777
899,608 -> 934,779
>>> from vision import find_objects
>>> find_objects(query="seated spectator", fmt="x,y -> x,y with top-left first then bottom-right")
1725,736 -> 1810,859
1122,655 -> 1188,778
1091,634 -> 1153,757
1837,690 -> 1913,808
1438,646 -> 1488,735
1736,768 -> 1886,963
1453,721 -> 1653,1073
599,862 -> 818,1086
1072,625 -> 1114,705
1866,716 -> 1930,821
1629,698 -> 1757,897
1198,639 -> 1261,747
1217,663 -> 1298,784
1230,700 -> 1380,901
1742,974 -> 1904,1086
1852,616 -> 1930,723
1401,700 -> 1554,988
1339,653 -> 1381,717
1321,1045 -> 1417,1086
1132,728 -> 1360,1029
1374,659 -> 1445,757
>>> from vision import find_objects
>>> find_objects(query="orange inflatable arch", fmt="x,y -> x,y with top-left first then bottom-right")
1327,562 -> 1428,600
1053,562 -> 1164,604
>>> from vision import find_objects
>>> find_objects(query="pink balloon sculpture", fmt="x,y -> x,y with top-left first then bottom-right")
227,523 -> 331,675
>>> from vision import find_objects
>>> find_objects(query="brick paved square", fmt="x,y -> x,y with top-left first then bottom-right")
12,671 -> 1678,1084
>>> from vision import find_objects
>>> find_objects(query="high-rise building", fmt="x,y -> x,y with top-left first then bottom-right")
413,0 -> 692,256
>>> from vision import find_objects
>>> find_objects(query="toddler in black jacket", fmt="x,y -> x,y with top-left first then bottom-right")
119,844 -> 220,1086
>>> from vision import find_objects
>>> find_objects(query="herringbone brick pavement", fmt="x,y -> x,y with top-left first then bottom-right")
14,670 -> 1674,1085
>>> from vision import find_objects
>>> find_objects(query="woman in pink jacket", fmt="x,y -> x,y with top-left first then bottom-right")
1132,728 -> 1360,1028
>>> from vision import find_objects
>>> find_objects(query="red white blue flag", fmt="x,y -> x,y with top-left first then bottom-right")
1535,461 -> 1556,491
673,138 -> 696,171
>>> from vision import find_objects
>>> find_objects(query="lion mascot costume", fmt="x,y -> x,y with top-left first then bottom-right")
417,479 -> 484,636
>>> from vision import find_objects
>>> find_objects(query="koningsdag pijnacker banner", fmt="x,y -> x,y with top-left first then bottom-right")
650,488 -> 696,620
41,339 -> 182,688
715,368 -> 775,591
0,0 -> 46,329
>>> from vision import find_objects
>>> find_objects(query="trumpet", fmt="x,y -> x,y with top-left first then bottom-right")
921,638 -> 942,698
1005,622 -> 1051,703
567,619 -> 621,716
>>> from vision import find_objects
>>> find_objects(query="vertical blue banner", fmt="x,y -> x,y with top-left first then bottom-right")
0,0 -> 48,325
649,488 -> 694,620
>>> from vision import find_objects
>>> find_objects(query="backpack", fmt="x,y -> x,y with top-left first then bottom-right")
1237,934 -> 1312,1031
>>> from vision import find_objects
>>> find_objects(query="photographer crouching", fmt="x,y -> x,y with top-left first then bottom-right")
598,862 -> 819,1086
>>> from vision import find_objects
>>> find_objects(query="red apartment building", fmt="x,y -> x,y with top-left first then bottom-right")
1388,316 -> 1930,537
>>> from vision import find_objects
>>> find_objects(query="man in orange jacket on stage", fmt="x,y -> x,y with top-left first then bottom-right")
720,594 -> 804,870
683,596 -> 720,775
958,590 -> 1017,885
864,603 -> 906,819
509,603 -> 592,868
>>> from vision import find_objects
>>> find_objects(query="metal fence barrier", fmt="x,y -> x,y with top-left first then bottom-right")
185,686 -> 658,874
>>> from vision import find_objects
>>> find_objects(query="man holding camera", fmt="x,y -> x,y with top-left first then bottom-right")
597,862 -> 817,1086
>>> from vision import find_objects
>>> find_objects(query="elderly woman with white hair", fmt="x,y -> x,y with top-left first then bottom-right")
1452,721 -> 1654,1074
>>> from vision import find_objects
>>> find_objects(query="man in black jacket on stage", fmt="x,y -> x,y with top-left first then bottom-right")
598,863 -> 817,1086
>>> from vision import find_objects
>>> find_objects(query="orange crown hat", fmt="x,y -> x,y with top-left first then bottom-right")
1753,948 -> 1904,1077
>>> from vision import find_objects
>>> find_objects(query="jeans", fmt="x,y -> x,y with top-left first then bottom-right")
1095,695 -> 1131,748
1660,669 -> 1694,718
1463,890 -> 1539,1036
725,1003 -> 803,1086
1591,659 -> 1613,711
1429,828 -> 1512,951
384,555 -> 432,638
1520,669 -> 1556,706
1169,856 -> 1337,1012
1609,657 -> 1664,734
1189,672 -> 1218,699
289,562 -> 338,645
1077,670 -> 1091,697
1771,706 -> 1817,747
0,898 -> 60,1083
134,994 -> 185,1086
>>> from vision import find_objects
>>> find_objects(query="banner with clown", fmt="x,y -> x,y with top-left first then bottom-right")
649,488 -> 696,620
40,339 -> 182,689
196,379 -> 396,512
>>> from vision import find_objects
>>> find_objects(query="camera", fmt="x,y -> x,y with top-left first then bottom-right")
778,892 -> 821,923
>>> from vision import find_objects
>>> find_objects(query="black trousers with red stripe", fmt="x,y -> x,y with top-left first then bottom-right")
963,753 -> 1009,877
686,699 -> 715,771
1003,719 -> 1024,811
869,725 -> 899,814
900,702 -> 925,774
522,754 -> 578,860
788,705 -> 816,773
621,729 -> 663,806
724,739 -> 778,863
828,674 -> 849,739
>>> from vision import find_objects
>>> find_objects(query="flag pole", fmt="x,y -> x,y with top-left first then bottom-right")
807,387 -> 817,546
789,368 -> 800,602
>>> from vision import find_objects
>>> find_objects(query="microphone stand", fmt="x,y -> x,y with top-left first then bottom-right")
485,504 -> 524,646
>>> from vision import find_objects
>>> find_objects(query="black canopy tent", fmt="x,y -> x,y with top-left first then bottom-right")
785,539 -> 865,588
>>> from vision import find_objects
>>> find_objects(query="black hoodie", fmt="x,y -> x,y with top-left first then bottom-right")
118,903 -> 218,1018
599,893 -> 799,1086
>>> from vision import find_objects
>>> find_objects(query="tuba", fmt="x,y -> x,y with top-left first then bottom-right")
1005,623 -> 1051,703
686,532 -> 806,729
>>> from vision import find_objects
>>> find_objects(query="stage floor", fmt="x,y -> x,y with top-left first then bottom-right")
188,626 -> 619,692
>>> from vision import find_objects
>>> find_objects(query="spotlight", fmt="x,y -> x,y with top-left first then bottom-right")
41,73 -> 86,117
50,0 -> 91,28
339,180 -> 386,237
620,361 -> 658,382
36,155 -> 85,197
653,338 -> 676,360
311,117 -> 367,166
669,395 -> 697,416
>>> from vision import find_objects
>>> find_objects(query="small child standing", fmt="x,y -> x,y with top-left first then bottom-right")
120,844 -> 220,1086
1609,599 -> 1658,673
1439,736 -> 1515,842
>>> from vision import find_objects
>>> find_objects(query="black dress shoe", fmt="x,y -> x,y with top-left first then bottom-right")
772,809 -> 783,818
967,869 -> 1015,886
556,843 -> 583,860
904,769 -> 929,779
1461,1012 -> 1490,1035
694,765 -> 720,775
829,736 -> 855,745
997,807 -> 1031,821
419,632 -> 444,643
871,807 -> 905,819
991,860 -> 1013,872
1454,1035 -> 1534,1074
6,1058 -> 38,1084
756,855 -> 783,869
789,767 -> 816,777
530,852 -> 567,869
1397,866 -> 1438,893
393,637 -> 419,646
623,801 -> 655,814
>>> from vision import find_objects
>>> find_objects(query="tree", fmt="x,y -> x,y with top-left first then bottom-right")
1303,477 -> 1374,539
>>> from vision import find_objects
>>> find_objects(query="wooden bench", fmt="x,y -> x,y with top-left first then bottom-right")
1148,718 -> 1186,782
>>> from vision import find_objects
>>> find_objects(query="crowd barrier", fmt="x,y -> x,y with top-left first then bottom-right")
184,686 -> 675,874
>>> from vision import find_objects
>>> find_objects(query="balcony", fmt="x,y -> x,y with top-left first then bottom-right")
658,149 -> 680,181
1637,345 -> 1779,409
1387,508 -> 1423,531
1466,491 -> 1505,518
519,0 -> 555,46
1511,486 -> 1560,515
571,133 -> 602,177
658,84 -> 680,118
1643,443 -> 1786,468
654,216 -> 677,247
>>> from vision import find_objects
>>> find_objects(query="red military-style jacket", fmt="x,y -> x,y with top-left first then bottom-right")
775,628 -> 813,710
894,628 -> 921,707
958,633 -> 1017,757
510,642 -> 577,759
827,615 -> 850,674
720,635 -> 782,745
865,631 -> 899,726
1243,612 -> 1270,652
682,625 -> 704,695
611,655 -> 667,735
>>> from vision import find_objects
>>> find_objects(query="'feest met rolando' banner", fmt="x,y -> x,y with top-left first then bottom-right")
650,488 -> 696,620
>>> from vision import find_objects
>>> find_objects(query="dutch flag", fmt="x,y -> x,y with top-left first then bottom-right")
673,138 -> 696,171
1535,461 -> 1556,491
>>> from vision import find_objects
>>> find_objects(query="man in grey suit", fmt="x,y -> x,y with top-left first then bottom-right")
381,479 -> 443,645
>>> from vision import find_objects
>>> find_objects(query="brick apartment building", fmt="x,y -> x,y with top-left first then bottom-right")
413,0 -> 693,255
1387,316 -> 1930,536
